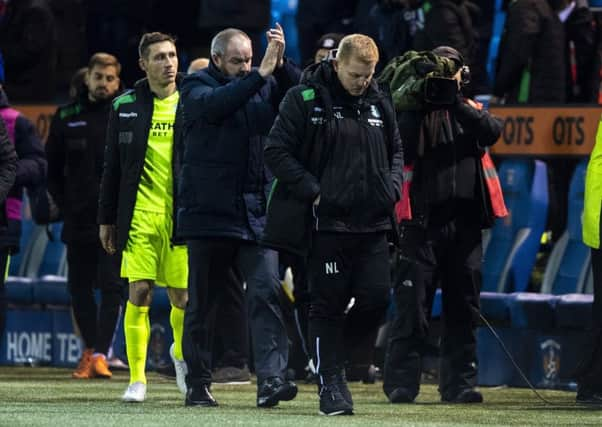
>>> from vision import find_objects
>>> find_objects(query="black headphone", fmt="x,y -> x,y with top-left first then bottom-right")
460,65 -> 471,86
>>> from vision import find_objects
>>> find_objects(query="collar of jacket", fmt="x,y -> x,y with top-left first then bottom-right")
132,73 -> 186,96
301,60 -> 385,105
76,90 -> 114,113
206,60 -> 240,84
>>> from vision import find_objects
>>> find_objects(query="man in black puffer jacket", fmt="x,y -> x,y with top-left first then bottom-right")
264,34 -> 403,416
176,24 -> 301,408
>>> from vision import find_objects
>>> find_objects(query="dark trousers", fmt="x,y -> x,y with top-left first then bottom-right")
575,247 -> 602,390
183,238 -> 288,387
308,232 -> 390,382
67,242 -> 126,355
213,268 -> 249,368
383,220 -> 482,400
286,250 -> 383,375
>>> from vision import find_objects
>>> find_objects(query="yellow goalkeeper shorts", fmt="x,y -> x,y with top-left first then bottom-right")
121,210 -> 188,288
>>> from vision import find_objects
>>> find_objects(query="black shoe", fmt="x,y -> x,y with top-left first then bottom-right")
577,393 -> 602,405
337,370 -> 353,407
257,377 -> 298,408
388,387 -> 416,404
575,384 -> 602,405
319,383 -> 354,416
317,371 -> 353,406
185,385 -> 219,407
441,388 -> 483,404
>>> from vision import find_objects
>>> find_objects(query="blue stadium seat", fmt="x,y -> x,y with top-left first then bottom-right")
16,222 -> 66,279
480,291 -> 512,323
33,275 -> 70,306
509,292 -> 558,329
584,265 -> 593,294
541,160 -> 589,294
16,224 -> 48,278
482,159 -> 549,293
37,223 -> 66,277
5,276 -> 35,305
555,293 -> 592,330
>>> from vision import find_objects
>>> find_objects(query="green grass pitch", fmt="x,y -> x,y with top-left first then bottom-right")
0,367 -> 600,426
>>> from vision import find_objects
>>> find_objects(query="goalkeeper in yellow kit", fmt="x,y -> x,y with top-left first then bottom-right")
98,32 -> 187,402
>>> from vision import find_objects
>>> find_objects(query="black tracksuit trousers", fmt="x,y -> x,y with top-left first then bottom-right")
67,242 -> 127,355
308,231 -> 390,383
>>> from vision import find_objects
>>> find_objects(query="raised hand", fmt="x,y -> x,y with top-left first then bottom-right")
266,22 -> 285,67
258,39 -> 281,78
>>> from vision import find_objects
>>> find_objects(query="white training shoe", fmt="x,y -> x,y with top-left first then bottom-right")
122,381 -> 147,403
170,343 -> 188,395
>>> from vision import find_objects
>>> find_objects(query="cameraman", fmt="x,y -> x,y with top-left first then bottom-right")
382,46 -> 503,404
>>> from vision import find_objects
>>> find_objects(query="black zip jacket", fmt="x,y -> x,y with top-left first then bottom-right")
399,97 -> 503,229
98,75 -> 184,251
264,61 -> 403,253
46,92 -> 113,244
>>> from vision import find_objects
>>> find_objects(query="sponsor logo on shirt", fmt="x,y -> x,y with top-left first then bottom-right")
150,122 -> 175,138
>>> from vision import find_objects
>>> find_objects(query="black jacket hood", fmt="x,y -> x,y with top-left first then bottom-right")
300,60 -> 387,104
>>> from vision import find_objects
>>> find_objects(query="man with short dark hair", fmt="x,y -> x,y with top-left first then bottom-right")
98,32 -> 188,402
176,24 -> 300,408
264,34 -> 403,415
46,52 -> 122,380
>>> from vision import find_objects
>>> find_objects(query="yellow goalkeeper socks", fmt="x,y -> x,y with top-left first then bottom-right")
169,305 -> 185,360
124,301 -> 150,385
